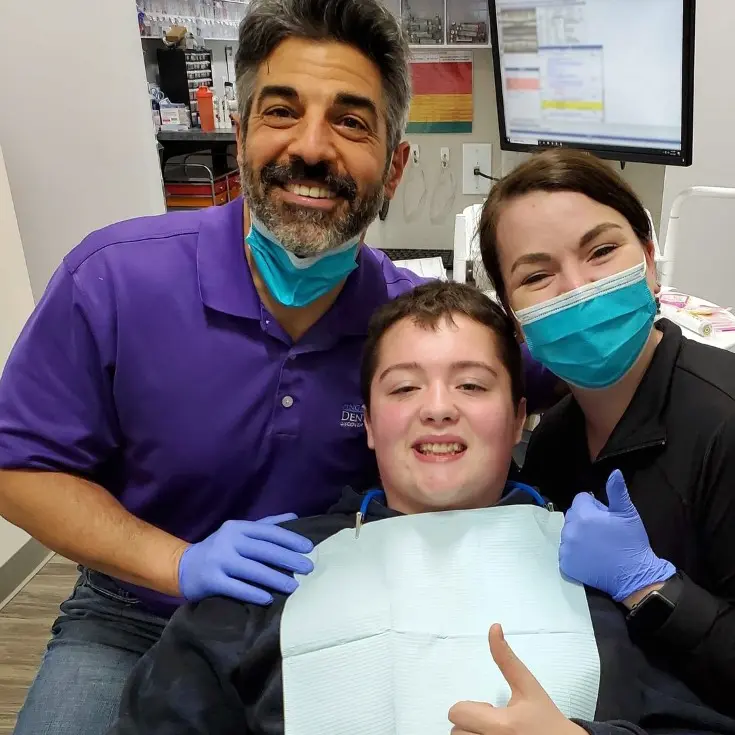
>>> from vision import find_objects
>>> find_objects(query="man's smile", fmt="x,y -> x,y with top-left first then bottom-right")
277,179 -> 340,211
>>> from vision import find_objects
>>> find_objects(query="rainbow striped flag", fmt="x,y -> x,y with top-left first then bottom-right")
406,52 -> 473,134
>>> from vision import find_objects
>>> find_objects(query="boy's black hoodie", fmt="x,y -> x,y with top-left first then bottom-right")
110,488 -> 735,735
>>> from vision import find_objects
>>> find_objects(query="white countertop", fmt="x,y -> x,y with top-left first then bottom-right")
659,287 -> 735,351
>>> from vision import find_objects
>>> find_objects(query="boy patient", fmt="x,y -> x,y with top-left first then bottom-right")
108,281 -> 735,735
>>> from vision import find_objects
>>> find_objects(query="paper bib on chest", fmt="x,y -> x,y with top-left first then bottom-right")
281,506 -> 601,734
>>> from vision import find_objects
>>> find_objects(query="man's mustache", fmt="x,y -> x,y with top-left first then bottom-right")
260,158 -> 358,203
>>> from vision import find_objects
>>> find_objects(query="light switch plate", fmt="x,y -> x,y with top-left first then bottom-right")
462,143 -> 493,195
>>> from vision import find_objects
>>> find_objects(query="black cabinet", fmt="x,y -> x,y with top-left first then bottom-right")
157,47 -> 213,128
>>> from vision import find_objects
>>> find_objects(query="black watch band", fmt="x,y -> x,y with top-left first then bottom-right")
626,572 -> 684,636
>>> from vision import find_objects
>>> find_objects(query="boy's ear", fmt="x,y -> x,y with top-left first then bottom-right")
514,397 -> 527,445
364,405 -> 374,449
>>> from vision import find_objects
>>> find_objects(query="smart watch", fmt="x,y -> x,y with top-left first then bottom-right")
626,572 -> 684,635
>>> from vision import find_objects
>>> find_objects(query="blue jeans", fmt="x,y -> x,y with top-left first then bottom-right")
12,567 -> 168,735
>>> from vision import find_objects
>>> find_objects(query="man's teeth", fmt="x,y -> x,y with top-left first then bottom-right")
285,183 -> 336,199
417,442 -> 465,455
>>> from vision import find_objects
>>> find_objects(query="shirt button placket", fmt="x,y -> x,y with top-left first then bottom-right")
276,355 -> 300,436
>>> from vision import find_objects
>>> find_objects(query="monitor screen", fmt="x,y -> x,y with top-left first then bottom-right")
489,0 -> 695,165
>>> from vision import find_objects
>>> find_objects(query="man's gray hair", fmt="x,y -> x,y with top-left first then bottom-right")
235,0 -> 412,152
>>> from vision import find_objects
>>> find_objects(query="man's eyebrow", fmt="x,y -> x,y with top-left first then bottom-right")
256,85 -> 298,110
334,92 -> 378,120
579,222 -> 623,249
377,360 -> 498,381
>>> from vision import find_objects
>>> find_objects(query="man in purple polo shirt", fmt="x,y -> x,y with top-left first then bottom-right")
0,2 -> 419,733
0,1 -> 554,733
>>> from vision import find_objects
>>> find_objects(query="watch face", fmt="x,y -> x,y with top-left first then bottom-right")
629,592 -> 676,633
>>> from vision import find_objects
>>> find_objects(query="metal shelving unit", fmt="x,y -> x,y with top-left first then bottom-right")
138,0 -> 246,41
139,0 -> 490,48
401,0 -> 490,47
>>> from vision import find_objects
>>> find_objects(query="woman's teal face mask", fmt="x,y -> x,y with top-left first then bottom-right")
514,258 -> 657,390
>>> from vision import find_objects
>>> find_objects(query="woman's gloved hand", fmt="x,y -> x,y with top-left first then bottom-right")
178,514 -> 314,605
559,470 -> 675,603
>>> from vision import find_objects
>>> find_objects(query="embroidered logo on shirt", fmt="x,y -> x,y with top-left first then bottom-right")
340,403 -> 365,429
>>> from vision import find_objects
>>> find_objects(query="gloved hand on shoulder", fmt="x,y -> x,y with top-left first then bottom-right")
559,470 -> 675,603
178,513 -> 314,605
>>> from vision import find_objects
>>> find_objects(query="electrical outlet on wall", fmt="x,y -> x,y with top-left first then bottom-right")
409,143 -> 420,166
462,143 -> 493,196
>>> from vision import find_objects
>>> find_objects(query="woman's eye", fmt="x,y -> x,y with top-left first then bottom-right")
521,272 -> 549,286
591,244 -> 617,259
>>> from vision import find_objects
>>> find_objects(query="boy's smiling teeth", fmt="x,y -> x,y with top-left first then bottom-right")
416,442 -> 466,455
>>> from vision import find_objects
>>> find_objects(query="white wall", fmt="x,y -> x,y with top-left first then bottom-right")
660,2 -> 735,308
0,0 -> 166,300
366,50 -> 495,252
0,146 -> 35,567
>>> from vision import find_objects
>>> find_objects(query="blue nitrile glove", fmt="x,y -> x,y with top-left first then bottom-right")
559,470 -> 675,603
178,514 -> 314,605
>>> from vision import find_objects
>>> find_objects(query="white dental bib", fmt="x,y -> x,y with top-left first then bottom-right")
281,506 -> 600,734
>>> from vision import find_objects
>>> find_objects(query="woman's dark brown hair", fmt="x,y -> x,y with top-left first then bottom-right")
478,149 -> 652,314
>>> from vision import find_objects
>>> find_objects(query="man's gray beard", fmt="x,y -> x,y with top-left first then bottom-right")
242,162 -> 386,258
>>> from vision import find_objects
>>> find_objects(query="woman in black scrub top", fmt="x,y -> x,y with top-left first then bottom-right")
478,149 -> 735,717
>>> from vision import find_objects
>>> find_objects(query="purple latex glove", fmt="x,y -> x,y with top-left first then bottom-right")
560,470 -> 675,603
179,513 -> 314,605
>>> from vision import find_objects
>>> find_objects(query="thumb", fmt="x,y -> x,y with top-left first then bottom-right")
488,624 -> 543,699
604,470 -> 636,515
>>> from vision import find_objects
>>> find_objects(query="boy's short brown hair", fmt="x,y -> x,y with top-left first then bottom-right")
361,281 -> 524,412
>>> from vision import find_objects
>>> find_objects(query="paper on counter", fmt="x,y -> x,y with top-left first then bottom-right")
393,256 -> 447,281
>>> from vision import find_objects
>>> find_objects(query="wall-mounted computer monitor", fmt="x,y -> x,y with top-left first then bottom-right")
488,0 -> 695,166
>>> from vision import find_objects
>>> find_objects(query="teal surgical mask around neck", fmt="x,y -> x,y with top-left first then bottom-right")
245,216 -> 360,308
514,258 -> 657,390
